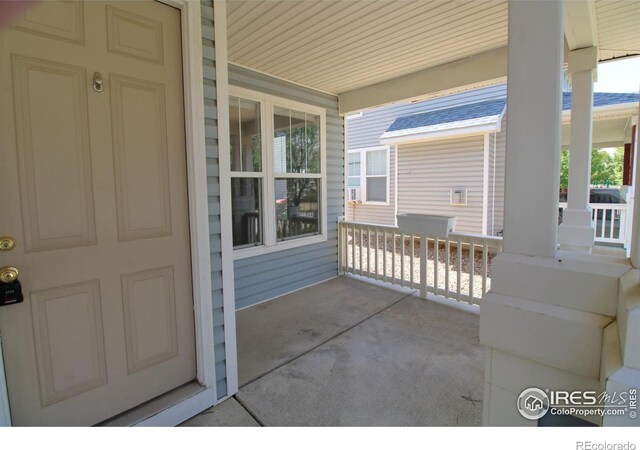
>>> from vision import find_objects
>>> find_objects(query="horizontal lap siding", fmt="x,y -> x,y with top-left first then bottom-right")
347,146 -> 396,226
346,84 -> 506,226
229,64 -> 343,310
398,136 -> 486,234
203,1 -> 227,399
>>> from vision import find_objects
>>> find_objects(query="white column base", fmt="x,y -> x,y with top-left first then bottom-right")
481,251 -> 630,426
559,208 -> 595,253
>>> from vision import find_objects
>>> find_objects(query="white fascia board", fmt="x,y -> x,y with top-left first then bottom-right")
562,103 -> 640,123
380,117 -> 500,146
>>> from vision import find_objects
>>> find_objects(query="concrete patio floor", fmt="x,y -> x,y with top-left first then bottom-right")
181,276 -> 483,427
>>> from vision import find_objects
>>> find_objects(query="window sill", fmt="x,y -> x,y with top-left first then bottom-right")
361,201 -> 390,206
233,234 -> 327,260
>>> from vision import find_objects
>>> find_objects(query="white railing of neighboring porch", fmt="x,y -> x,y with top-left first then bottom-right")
558,202 -> 629,246
338,219 -> 503,305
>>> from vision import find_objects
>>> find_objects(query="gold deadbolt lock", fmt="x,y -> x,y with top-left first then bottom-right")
0,266 -> 19,284
0,236 -> 16,251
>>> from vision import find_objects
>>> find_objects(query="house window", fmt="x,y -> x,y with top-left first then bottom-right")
229,88 -> 327,258
229,96 -> 263,248
348,147 -> 389,204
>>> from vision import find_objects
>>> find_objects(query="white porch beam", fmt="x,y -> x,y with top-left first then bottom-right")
502,0 -> 564,258
337,47 -> 507,115
564,0 -> 598,51
559,47 -> 598,253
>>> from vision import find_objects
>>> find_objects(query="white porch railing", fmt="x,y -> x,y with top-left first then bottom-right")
558,202 -> 628,245
338,219 -> 503,305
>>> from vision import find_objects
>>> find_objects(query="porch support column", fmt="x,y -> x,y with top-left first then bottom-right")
558,47 -> 598,253
502,0 -> 563,258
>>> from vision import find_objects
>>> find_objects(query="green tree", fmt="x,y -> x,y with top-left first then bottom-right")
559,147 -> 624,189
560,150 -> 570,189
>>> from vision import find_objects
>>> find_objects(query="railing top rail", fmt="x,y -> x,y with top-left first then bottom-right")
558,202 -> 627,209
449,231 -> 503,244
339,219 -> 503,245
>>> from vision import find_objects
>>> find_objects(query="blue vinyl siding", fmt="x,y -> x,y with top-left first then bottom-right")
229,64 -> 344,310
202,0 -> 227,400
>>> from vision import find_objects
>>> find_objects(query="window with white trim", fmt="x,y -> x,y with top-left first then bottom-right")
229,88 -> 327,257
348,147 -> 389,204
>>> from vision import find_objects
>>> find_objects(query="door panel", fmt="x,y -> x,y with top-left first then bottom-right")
0,0 -> 196,426
12,55 -> 97,252
121,266 -> 178,374
31,280 -> 107,406
11,1 -> 85,45
110,74 -> 172,240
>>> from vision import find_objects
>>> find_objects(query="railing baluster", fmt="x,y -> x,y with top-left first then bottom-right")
609,208 -> 615,239
358,226 -> 363,276
383,230 -> 387,282
351,224 -> 356,274
445,237 -> 450,299
456,236 -> 462,302
482,240 -> 488,300
400,233 -> 406,287
420,235 -> 427,299
433,237 -> 439,296
469,239 -> 475,304
392,230 -> 396,284
410,235 -> 415,288
375,228 -> 380,280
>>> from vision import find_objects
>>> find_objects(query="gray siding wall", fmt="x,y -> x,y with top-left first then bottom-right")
346,84 -> 507,227
347,146 -> 396,226
398,136 -> 487,234
229,64 -> 344,310
203,1 -> 228,399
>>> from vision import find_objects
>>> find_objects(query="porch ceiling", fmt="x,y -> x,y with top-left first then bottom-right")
595,0 -> 640,61
227,0 -> 509,94
227,1 -> 640,103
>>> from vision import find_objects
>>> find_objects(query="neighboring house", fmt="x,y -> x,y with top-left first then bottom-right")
346,85 -> 639,235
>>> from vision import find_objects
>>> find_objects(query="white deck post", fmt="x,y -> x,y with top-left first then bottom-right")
558,47 -> 598,253
501,0 -> 564,258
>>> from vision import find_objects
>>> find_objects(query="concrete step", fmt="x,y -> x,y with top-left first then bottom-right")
491,251 -> 630,317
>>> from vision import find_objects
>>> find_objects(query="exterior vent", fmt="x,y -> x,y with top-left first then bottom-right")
348,187 -> 361,202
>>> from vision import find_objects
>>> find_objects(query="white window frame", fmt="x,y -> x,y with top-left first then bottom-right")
228,86 -> 328,260
347,146 -> 390,205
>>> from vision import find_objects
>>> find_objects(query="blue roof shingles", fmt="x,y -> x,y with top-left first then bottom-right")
386,98 -> 506,133
563,92 -> 640,110
386,92 -> 639,134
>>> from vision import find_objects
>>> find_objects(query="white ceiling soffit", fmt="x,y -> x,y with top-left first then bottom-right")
595,0 -> 640,61
227,0 -> 639,107
226,0 -> 509,95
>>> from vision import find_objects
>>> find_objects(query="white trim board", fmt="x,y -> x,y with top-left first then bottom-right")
214,0 -> 240,399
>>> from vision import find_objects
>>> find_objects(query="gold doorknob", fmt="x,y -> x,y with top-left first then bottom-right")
0,236 -> 16,251
0,266 -> 19,284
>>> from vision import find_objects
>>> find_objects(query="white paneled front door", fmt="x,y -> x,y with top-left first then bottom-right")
0,0 -> 196,425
